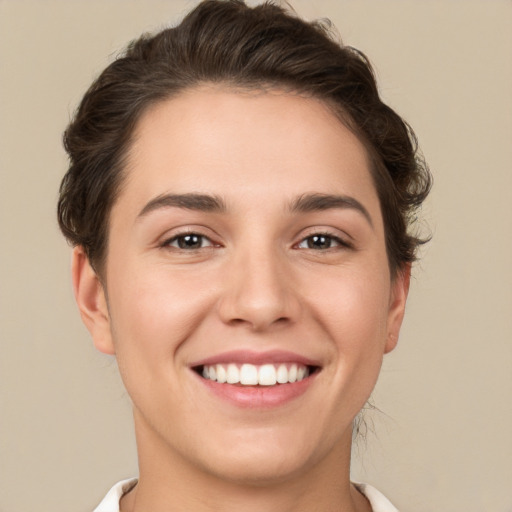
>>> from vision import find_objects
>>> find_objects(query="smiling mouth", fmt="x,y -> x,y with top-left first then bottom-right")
194,363 -> 320,386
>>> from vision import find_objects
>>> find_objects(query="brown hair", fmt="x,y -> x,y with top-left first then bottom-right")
58,0 -> 431,276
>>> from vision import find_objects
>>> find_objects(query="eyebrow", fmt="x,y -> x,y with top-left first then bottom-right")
289,193 -> 373,227
138,193 -> 227,218
137,191 -> 372,227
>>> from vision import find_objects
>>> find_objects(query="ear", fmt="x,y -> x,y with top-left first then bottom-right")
71,246 -> 115,355
384,264 -> 411,354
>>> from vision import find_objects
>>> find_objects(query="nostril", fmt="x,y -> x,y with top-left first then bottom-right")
229,318 -> 246,325
225,315 -> 291,331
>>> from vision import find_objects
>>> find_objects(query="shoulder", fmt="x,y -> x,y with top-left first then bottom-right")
353,482 -> 399,512
93,479 -> 137,512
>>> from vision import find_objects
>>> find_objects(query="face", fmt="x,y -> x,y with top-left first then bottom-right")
74,87 -> 408,485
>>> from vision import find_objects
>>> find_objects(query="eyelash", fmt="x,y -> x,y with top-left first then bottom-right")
161,231 -> 217,250
161,231 -> 351,252
295,232 -> 352,251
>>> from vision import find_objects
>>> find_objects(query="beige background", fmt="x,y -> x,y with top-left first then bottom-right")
1,1 -> 511,511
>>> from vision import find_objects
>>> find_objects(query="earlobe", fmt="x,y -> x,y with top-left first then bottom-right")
384,264 -> 411,354
71,246 -> 115,355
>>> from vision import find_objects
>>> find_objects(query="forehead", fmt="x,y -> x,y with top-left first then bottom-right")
117,86 -> 380,222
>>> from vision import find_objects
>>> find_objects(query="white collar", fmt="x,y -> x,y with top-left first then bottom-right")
93,478 -> 399,512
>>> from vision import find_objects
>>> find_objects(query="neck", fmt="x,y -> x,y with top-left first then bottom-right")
121,409 -> 371,512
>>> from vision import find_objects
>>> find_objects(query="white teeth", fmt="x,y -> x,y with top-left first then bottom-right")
200,363 -> 312,386
288,364 -> 298,383
276,364 -> 288,384
240,364 -> 259,385
216,364 -> 227,383
258,364 -> 277,386
226,364 -> 240,384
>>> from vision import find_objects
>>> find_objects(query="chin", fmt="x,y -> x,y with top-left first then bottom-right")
188,424 -> 345,487
201,450 -> 314,487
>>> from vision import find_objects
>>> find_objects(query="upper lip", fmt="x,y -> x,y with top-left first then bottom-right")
189,350 -> 322,368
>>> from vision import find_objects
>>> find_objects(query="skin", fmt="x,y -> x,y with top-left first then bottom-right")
73,87 -> 409,512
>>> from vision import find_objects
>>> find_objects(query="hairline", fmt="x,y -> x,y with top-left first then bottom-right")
93,81 -> 398,280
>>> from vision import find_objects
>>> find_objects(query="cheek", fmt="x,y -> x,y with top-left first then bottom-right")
104,263 -> 221,427
306,266 -> 391,399
106,261 -> 216,365
309,266 -> 391,345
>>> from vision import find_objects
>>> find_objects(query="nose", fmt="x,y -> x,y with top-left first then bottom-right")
217,245 -> 301,332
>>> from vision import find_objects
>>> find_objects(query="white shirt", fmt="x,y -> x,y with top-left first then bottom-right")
93,478 -> 399,512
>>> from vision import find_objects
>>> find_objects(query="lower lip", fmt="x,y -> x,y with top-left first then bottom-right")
195,373 -> 316,409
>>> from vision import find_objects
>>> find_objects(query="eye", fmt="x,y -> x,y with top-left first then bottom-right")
297,233 -> 348,250
164,233 -> 214,250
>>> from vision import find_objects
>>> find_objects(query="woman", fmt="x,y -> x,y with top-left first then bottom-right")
57,1 -> 431,511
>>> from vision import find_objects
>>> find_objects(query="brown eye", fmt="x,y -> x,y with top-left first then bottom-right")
308,235 -> 333,250
167,233 -> 213,250
297,233 -> 347,250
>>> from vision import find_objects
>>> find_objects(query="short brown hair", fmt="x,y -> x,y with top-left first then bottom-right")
58,0 -> 431,276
